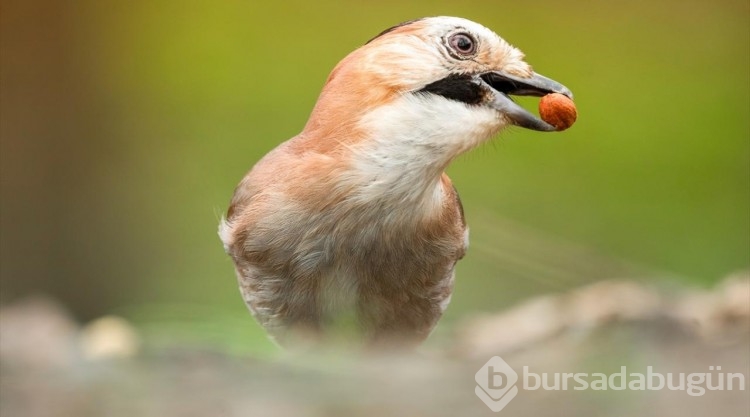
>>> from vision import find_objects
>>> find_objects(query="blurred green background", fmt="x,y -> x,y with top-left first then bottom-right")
1,0 -> 748,354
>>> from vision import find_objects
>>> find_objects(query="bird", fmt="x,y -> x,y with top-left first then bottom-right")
219,16 -> 572,349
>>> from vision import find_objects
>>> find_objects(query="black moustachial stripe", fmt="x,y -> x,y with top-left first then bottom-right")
417,74 -> 485,105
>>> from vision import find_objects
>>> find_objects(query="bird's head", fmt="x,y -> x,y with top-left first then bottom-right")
301,16 -> 572,158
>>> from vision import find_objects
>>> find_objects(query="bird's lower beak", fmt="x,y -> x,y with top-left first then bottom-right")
479,71 -> 573,132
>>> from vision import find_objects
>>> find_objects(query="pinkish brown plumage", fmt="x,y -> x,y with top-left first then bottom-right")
220,17 -> 573,348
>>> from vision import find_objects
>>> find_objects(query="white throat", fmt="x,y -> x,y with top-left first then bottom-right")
347,93 -> 502,213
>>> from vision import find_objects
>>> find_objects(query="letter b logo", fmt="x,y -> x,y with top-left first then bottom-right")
475,356 -> 519,412
489,366 -> 507,389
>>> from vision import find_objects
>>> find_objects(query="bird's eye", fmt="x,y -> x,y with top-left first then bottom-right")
448,33 -> 477,56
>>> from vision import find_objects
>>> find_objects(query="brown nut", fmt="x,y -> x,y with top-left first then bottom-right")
539,93 -> 577,131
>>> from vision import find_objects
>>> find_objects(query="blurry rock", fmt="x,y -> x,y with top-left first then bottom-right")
79,315 -> 140,360
717,271 -> 750,320
456,295 -> 565,357
457,280 -> 662,358
0,295 -> 79,370
671,271 -> 750,341
563,280 -> 662,330
457,275 -> 750,359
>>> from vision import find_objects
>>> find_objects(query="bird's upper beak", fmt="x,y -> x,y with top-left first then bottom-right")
479,71 -> 573,132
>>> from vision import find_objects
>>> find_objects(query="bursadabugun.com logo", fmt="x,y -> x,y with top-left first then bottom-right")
475,356 -> 747,412
475,356 -> 519,412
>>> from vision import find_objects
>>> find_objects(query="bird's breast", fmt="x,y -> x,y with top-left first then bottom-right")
223,133 -> 468,344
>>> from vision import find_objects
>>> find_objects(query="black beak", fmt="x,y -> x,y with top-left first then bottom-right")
480,71 -> 573,132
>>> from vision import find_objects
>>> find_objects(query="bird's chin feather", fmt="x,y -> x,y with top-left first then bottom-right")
355,93 -> 505,171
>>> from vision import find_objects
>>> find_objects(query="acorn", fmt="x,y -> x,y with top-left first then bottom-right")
539,93 -> 577,131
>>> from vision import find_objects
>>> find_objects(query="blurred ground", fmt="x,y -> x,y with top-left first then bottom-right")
2,274 -> 747,417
